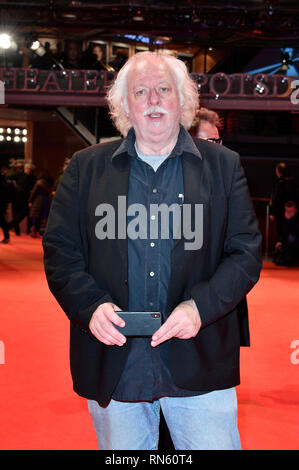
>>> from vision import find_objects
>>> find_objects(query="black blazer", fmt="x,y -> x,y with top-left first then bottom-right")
42,136 -> 262,406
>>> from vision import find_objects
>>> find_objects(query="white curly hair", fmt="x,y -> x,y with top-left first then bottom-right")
106,51 -> 199,137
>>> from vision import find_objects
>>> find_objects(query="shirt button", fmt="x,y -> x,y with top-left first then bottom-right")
151,215 -> 156,220
150,242 -> 155,247
149,302 -> 154,307
152,188 -> 157,193
149,271 -> 155,277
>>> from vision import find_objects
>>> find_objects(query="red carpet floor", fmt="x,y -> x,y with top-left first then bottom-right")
0,233 -> 299,450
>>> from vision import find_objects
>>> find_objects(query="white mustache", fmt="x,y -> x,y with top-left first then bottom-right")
143,106 -> 168,117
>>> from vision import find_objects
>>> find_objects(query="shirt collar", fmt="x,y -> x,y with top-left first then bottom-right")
111,124 -> 202,160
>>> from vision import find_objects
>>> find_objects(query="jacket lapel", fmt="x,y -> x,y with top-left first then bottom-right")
171,151 -> 205,252
109,153 -> 131,275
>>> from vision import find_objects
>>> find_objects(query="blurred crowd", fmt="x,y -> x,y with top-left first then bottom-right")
1,39 -> 128,72
0,158 -> 57,243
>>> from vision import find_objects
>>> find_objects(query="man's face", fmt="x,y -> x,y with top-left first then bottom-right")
67,42 -> 79,61
196,121 -> 220,142
285,205 -> 298,219
94,46 -> 103,61
276,169 -> 283,179
125,58 -> 181,144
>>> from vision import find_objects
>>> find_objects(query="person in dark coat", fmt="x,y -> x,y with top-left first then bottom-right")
29,173 -> 53,237
0,166 -> 13,243
61,40 -> 83,69
7,162 -> 36,235
43,51 -> 262,450
273,200 -> 299,266
270,162 -> 298,242
9,159 -> 24,236
109,48 -> 128,71
90,44 -> 114,71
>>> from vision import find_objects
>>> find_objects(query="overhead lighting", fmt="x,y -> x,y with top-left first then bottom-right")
35,45 -> 46,56
281,61 -> 288,71
0,127 -> 28,140
156,36 -> 171,43
0,33 -> 11,49
123,34 -> 152,44
266,3 -> 274,16
133,10 -> 144,21
255,83 -> 265,94
24,32 -> 40,51
31,40 -> 40,51
10,40 -> 18,51
62,13 -> 77,19
281,50 -> 293,71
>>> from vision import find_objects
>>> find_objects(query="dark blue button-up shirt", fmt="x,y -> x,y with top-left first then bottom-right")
112,126 -> 204,402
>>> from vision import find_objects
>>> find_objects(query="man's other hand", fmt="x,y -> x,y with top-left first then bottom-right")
89,302 -> 127,346
151,299 -> 202,347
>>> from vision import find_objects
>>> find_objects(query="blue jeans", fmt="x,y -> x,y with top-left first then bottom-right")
87,388 -> 241,450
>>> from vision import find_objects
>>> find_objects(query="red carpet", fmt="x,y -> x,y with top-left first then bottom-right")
0,233 -> 299,450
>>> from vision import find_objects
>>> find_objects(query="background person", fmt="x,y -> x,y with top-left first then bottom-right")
29,173 -> 53,238
273,200 -> 299,266
91,44 -> 112,71
190,107 -> 222,144
270,162 -> 298,245
109,48 -> 128,71
0,165 -> 13,243
9,159 -> 25,236
61,40 -> 83,69
53,157 -> 71,192
7,161 -> 36,235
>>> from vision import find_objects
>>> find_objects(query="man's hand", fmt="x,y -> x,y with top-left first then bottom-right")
151,299 -> 202,347
89,302 -> 127,346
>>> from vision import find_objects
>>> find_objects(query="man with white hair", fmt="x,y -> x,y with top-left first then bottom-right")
43,51 -> 262,450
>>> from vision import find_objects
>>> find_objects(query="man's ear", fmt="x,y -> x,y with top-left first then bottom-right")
179,92 -> 184,107
121,96 -> 129,115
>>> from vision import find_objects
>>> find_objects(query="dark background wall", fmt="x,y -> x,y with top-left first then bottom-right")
0,108 -> 87,180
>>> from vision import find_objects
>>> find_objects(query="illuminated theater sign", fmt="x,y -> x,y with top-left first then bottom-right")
0,68 -> 298,109
0,68 -> 116,106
